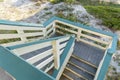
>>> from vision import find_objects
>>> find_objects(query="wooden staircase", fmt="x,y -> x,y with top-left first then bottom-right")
60,54 -> 97,80
59,40 -> 105,80
0,16 -> 117,80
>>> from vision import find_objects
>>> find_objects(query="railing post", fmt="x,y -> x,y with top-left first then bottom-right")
94,49 -> 108,80
108,40 -> 113,49
52,40 -> 60,69
17,30 -> 27,42
77,28 -> 82,41
53,21 -> 56,34
43,28 -> 46,38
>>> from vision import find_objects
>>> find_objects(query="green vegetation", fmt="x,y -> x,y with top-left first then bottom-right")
55,3 -> 79,22
117,41 -> 120,50
56,22 -> 77,36
56,12 -> 87,25
106,75 -> 120,80
0,0 -> 3,2
44,7 -> 49,10
113,53 -> 120,66
0,30 -> 20,44
76,0 -> 120,6
76,0 -> 120,30
51,0 -> 120,30
50,0 -> 75,4
0,30 -> 17,34
46,12 -> 52,15
35,2 -> 41,6
106,66 -> 120,80
56,13 -> 77,22
85,6 -> 120,30
0,38 -> 21,44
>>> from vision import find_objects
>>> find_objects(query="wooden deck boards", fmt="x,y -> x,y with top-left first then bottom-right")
14,34 -> 105,80
73,40 -> 105,67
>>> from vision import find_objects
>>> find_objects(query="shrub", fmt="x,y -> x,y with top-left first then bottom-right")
56,12 -> 78,22
117,41 -> 120,50
35,2 -> 41,6
85,6 -> 120,30
65,0 -> 75,4
46,12 -> 52,15
50,0 -> 75,4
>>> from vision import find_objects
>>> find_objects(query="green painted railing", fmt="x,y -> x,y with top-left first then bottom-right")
43,16 -> 118,80
52,36 -> 75,80
0,36 -> 75,80
0,20 -> 43,27
96,34 -> 118,80
0,16 -> 118,80
0,46 -> 55,80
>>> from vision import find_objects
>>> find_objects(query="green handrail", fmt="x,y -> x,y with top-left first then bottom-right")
0,46 -> 55,80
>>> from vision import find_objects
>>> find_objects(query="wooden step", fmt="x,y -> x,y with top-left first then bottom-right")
70,56 -> 97,75
72,55 -> 97,68
66,63 -> 94,80
60,74 -> 69,80
65,67 -> 87,80
68,61 -> 95,76
62,73 -> 74,80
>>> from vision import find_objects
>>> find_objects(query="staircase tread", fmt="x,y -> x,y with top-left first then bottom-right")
64,68 -> 86,80
68,61 -> 95,76
66,63 -> 94,80
60,75 -> 69,80
73,41 -> 105,67
70,56 -> 97,75
72,55 -> 97,68
63,73 -> 74,80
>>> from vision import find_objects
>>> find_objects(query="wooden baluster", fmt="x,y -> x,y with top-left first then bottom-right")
52,40 -> 60,69
43,28 -> 46,38
17,30 -> 27,42
77,28 -> 82,41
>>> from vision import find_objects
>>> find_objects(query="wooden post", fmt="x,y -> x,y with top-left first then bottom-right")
53,21 -> 56,34
43,28 -> 46,38
52,40 -> 60,69
108,40 -> 113,49
17,30 -> 27,42
77,29 -> 81,41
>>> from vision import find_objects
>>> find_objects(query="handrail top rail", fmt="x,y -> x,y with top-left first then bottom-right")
6,36 -> 70,50
52,36 -> 75,79
44,16 -> 118,54
44,16 -> 116,37
0,16 -> 118,53
0,20 -> 43,27
0,16 -> 116,38
108,34 -> 118,54
0,16 -> 116,37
